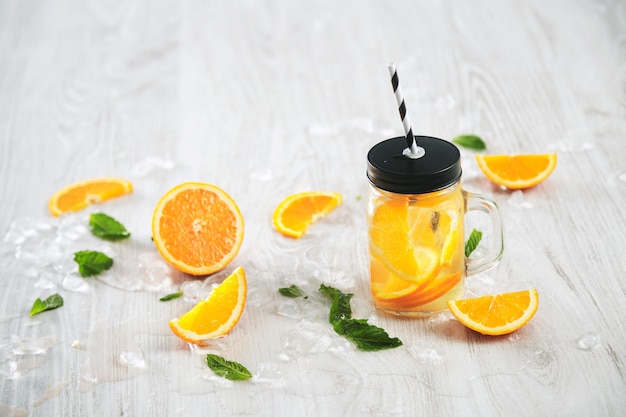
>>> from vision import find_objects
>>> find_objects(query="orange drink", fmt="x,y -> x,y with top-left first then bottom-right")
367,136 -> 503,316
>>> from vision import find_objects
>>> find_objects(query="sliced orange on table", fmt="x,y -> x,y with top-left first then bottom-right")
447,289 -> 539,336
273,191 -> 342,238
475,153 -> 557,189
48,177 -> 133,216
152,182 -> 244,276
169,266 -> 247,345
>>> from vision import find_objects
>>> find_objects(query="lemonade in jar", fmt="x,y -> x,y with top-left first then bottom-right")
367,136 -> 503,316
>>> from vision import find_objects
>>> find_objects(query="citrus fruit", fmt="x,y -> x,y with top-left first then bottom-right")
48,177 -> 133,216
369,200 -> 441,283
447,289 -> 539,336
475,153 -> 557,189
272,191 -> 342,238
372,252 -> 462,311
169,266 -> 247,345
152,182 -> 244,276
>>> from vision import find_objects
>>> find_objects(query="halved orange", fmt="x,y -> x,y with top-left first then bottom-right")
169,266 -> 247,345
273,191 -> 342,238
447,289 -> 539,335
48,177 -> 133,216
475,154 -> 557,189
152,182 -> 244,276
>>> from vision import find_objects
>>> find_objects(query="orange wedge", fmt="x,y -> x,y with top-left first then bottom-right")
475,154 -> 557,189
48,177 -> 133,216
152,182 -> 244,276
273,191 -> 342,238
447,289 -> 539,336
169,266 -> 247,345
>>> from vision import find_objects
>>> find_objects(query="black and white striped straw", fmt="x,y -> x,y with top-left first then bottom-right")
388,63 -> 423,158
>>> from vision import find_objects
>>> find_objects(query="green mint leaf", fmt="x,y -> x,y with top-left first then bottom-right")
279,285 -> 304,298
206,354 -> 252,381
465,229 -> 483,257
452,135 -> 486,151
29,293 -> 64,316
89,213 -> 131,241
319,284 -> 353,324
159,291 -> 183,302
74,250 -> 114,277
333,318 -> 402,351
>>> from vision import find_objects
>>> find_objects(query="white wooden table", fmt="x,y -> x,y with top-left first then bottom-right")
1,0 -> 625,416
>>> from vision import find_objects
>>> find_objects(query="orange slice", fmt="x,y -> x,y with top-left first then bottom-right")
475,153 -> 557,189
48,177 -> 133,216
447,289 -> 539,336
169,266 -> 247,345
369,200 -> 441,283
273,191 -> 342,238
152,182 -> 244,276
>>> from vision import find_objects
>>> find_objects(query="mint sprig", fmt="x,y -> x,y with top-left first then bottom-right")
465,229 -> 483,257
206,354 -> 252,381
452,135 -> 486,151
278,285 -> 304,298
89,213 -> 131,241
319,284 -> 402,351
74,250 -> 113,277
30,294 -> 64,316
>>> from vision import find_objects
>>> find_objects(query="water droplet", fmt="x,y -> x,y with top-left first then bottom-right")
464,274 -> 495,297
277,300 -> 302,319
63,273 -> 89,292
201,371 -> 234,387
408,343 -> 443,365
428,311 -> 454,325
35,272 -> 58,289
507,190 -> 533,209
280,320 -> 346,360
137,252 -> 172,291
119,346 -> 146,368
576,332 -> 602,351
12,335 -> 60,355
252,362 -> 285,387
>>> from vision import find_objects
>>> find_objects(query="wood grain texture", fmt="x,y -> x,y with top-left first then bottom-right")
1,0 -> 625,416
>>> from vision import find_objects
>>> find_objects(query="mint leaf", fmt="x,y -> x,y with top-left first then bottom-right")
319,284 -> 403,351
452,135 -> 486,151
206,354 -> 252,381
159,291 -> 183,302
29,294 -> 64,316
319,284 -> 353,323
89,213 -> 130,241
465,229 -> 483,257
74,250 -> 113,277
333,318 -> 402,351
279,285 -> 304,298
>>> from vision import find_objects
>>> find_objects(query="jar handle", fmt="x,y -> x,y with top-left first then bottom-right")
463,191 -> 504,276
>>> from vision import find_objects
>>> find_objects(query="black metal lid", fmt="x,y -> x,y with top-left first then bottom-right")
367,136 -> 462,194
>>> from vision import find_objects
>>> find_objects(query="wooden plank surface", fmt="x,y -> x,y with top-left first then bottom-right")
1,0 -> 625,416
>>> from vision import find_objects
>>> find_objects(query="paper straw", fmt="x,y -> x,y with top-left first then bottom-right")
388,63 -> 422,158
